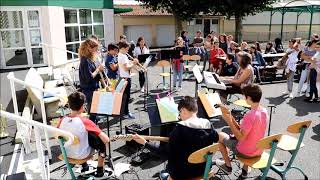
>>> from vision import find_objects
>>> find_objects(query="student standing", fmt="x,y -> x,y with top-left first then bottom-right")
118,41 -> 138,119
105,43 -> 119,89
133,37 -> 149,93
79,39 -> 104,124
283,39 -> 299,98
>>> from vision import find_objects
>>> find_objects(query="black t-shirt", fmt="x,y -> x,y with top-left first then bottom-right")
222,62 -> 239,76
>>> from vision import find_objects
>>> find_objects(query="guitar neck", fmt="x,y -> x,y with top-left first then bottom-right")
140,135 -> 169,142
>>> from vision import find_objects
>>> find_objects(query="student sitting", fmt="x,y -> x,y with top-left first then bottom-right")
216,84 -> 267,178
220,53 -> 239,77
132,96 -> 219,180
105,43 -> 119,89
57,92 -> 111,178
219,52 -> 254,103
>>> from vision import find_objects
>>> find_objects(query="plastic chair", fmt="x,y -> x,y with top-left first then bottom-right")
236,134 -> 282,180
57,136 -> 93,180
156,60 -> 171,89
188,144 -> 219,180
271,120 -> 312,180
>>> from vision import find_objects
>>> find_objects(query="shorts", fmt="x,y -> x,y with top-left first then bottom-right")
222,135 -> 259,159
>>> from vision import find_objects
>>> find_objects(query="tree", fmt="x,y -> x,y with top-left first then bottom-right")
138,0 -> 275,42
208,0 -> 275,42
137,0 -> 216,36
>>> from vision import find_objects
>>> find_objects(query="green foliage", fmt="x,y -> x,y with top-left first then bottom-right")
138,0 -> 276,20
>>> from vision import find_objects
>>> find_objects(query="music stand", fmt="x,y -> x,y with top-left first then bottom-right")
160,49 -> 180,92
138,54 -> 157,110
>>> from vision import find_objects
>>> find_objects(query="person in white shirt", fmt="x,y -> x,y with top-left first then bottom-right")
118,41 -> 138,119
283,39 -> 300,98
133,37 -> 149,93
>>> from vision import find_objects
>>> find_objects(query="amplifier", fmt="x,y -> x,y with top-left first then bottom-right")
125,124 -> 149,148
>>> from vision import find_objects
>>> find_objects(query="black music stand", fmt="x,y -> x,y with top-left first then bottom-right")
160,49 -> 180,93
138,54 -> 157,110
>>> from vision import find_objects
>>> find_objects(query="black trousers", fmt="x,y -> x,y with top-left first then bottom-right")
309,69 -> 318,99
220,85 -> 242,100
139,71 -> 145,88
123,78 -> 132,115
88,132 -> 106,157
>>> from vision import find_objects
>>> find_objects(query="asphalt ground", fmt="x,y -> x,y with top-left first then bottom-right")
1,56 -> 320,179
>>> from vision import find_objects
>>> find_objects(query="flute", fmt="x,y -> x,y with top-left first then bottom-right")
126,53 -> 147,72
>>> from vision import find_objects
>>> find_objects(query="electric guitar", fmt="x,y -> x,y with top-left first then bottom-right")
111,134 -> 169,142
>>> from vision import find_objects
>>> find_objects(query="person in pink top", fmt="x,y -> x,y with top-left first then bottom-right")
216,84 -> 267,178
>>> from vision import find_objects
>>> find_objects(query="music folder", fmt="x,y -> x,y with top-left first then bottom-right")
160,49 -> 180,60
138,53 -> 157,67
90,91 -> 123,115
198,90 -> 222,118
193,64 -> 203,83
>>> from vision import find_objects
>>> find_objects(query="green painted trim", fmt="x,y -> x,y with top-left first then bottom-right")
114,7 -> 133,14
1,0 -> 113,9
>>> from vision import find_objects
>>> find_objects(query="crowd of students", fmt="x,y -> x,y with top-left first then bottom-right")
56,32 -> 319,179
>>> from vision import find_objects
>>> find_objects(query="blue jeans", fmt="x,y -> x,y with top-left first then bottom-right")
173,64 -> 183,88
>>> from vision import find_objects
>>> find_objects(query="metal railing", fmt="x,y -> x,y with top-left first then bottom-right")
0,110 -> 76,180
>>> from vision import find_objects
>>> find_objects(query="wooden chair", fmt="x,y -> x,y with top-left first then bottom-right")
188,144 -> 219,180
57,136 -> 93,180
271,120 -> 311,180
236,134 -> 282,180
157,60 -> 171,89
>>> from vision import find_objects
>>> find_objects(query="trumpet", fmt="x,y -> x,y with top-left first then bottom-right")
126,53 -> 147,72
96,55 -> 113,90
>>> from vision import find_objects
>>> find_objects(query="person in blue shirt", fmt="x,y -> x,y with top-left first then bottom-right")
105,43 -> 119,89
250,45 -> 266,83
79,39 -> 104,124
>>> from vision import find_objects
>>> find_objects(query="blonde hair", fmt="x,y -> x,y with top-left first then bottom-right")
79,39 -> 98,60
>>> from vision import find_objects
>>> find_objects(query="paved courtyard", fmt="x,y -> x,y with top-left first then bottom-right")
1,62 -> 320,179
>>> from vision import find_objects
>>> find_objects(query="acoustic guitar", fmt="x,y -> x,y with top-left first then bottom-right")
111,134 -> 169,142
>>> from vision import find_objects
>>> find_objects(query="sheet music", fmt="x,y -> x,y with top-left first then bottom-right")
198,91 -> 222,117
156,97 -> 179,123
192,64 -> 203,83
115,79 -> 127,93
98,92 -> 114,115
143,55 -> 152,69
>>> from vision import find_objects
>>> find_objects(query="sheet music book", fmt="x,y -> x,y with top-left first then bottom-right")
90,91 -> 123,115
193,64 -> 203,83
143,55 -> 152,69
198,91 -> 222,117
156,96 -> 179,123
115,78 -> 127,93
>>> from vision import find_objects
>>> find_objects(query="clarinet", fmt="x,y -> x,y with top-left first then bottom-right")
125,53 -> 147,72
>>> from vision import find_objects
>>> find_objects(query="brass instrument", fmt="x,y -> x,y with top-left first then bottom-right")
97,54 -> 113,90
126,53 -> 147,72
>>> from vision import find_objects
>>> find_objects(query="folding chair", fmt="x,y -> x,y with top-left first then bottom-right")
236,134 -> 282,180
271,120 -> 312,180
156,60 -> 171,89
57,136 -> 93,180
188,144 -> 219,180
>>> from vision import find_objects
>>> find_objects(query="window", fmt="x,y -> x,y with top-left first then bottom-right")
64,9 -> 104,60
195,19 -> 202,25
212,19 -> 219,24
0,10 -> 44,68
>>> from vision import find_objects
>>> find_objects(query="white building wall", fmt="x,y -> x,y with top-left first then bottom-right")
41,6 -> 68,67
103,9 -> 115,45
243,11 -> 320,25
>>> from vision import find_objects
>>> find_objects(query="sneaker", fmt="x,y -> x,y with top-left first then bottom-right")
313,98 -> 320,103
216,163 -> 232,175
173,86 -> 177,91
282,91 -> 289,95
305,93 -> 310,98
294,92 -> 301,97
240,168 -> 248,178
94,169 -> 113,179
289,93 -> 294,98
81,166 -> 96,175
127,112 -> 135,119
140,86 -> 145,93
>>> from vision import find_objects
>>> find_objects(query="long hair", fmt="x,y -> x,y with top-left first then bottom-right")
136,36 -> 147,48
79,39 -> 98,60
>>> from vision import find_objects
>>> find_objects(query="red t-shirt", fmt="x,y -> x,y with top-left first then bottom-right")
209,48 -> 226,68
